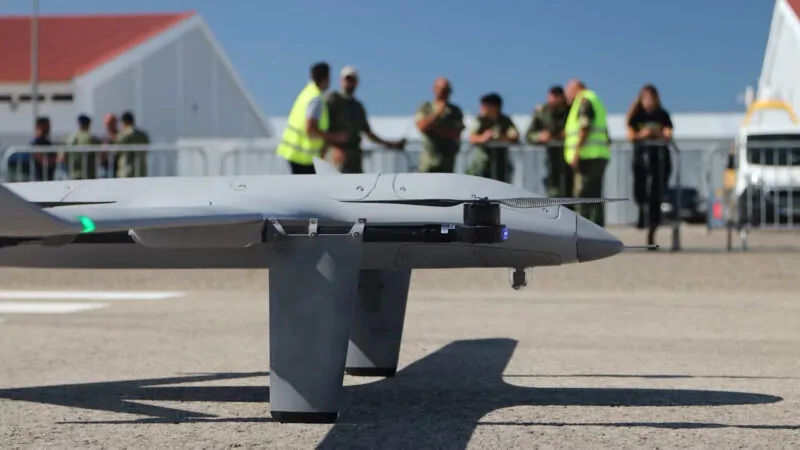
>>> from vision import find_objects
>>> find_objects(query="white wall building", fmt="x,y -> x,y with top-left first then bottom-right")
0,12 -> 271,149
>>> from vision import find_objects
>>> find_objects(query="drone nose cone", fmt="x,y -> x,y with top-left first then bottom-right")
576,215 -> 623,262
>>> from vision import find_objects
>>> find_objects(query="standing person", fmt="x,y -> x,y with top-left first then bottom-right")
564,79 -> 611,226
115,111 -> 150,178
525,86 -> 571,197
99,114 -> 119,178
103,113 -> 119,144
467,92 -> 519,182
415,77 -> 465,173
626,84 -> 673,246
277,62 -> 348,174
30,116 -> 55,181
7,116 -> 50,182
65,114 -> 101,179
326,66 -> 406,173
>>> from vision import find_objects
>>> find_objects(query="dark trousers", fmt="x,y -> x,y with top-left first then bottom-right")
573,158 -> 608,227
633,146 -> 672,229
476,151 -> 512,183
289,162 -> 316,175
545,146 -> 573,197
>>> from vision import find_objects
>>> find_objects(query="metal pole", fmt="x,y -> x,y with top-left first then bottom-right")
31,0 -> 39,127
670,141 -> 682,252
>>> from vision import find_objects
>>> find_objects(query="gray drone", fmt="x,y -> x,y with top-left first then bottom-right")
0,157 -> 628,424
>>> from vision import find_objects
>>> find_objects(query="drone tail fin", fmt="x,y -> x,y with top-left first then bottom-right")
0,183 -> 80,237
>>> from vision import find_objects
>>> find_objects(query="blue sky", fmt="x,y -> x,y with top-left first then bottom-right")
1,0 -> 776,116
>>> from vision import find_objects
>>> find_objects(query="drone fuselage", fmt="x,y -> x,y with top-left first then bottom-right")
0,170 -> 625,424
0,173 -> 620,269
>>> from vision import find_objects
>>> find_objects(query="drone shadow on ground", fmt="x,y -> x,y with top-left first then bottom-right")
0,338 -> 792,448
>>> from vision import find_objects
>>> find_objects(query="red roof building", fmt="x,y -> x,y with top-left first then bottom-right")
0,12 -> 270,146
788,0 -> 800,19
0,12 -> 193,83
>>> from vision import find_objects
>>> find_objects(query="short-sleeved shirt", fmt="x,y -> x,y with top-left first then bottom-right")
628,107 -> 673,161
307,96 -> 322,120
414,101 -> 465,157
326,91 -> 370,151
65,131 -> 102,178
577,98 -> 595,129
471,114 -> 519,155
627,107 -> 673,135
525,104 -> 569,145
27,136 -> 53,180
629,107 -> 673,172
10,137 -> 50,166
116,128 -> 150,145
67,130 -> 100,146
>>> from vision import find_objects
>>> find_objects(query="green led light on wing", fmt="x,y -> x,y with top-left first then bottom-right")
77,216 -> 96,233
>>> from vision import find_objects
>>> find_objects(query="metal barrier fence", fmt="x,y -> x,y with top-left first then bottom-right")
0,144 -> 209,182
3,139 -> 744,251
703,140 -> 800,251
218,146 -> 416,175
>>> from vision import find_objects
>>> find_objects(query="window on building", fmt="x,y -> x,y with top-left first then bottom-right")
18,94 -> 46,102
51,93 -> 74,102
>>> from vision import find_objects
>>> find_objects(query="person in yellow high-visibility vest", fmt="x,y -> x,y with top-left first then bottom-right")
564,79 -> 611,226
277,62 -> 348,174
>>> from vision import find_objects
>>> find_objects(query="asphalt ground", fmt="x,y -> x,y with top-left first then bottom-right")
0,225 -> 798,449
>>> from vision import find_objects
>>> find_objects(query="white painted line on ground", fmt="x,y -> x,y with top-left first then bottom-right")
0,302 -> 107,314
0,291 -> 185,301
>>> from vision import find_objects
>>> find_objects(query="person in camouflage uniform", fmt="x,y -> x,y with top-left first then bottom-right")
64,114 -> 102,180
467,92 -> 519,182
325,66 -> 406,173
525,86 -> 571,197
115,111 -> 150,178
414,77 -> 465,173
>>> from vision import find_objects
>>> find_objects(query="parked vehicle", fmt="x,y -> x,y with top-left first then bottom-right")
662,186 -> 706,224
733,100 -> 800,227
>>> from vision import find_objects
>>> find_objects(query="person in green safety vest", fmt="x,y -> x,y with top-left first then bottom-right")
277,62 -> 348,174
564,79 -> 611,226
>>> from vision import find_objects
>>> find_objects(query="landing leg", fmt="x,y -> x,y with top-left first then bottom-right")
268,226 -> 364,424
345,269 -> 412,378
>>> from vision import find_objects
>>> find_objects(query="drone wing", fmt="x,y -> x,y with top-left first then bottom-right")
0,183 -> 264,238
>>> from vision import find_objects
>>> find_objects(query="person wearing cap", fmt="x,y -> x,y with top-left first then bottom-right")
277,62 -> 348,174
415,77 -> 465,173
525,85 -> 572,197
65,114 -> 101,179
325,66 -> 406,173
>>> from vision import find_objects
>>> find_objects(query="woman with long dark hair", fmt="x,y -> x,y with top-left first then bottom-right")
626,84 -> 673,247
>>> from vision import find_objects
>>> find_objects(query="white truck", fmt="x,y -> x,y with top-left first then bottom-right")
723,99 -> 800,248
